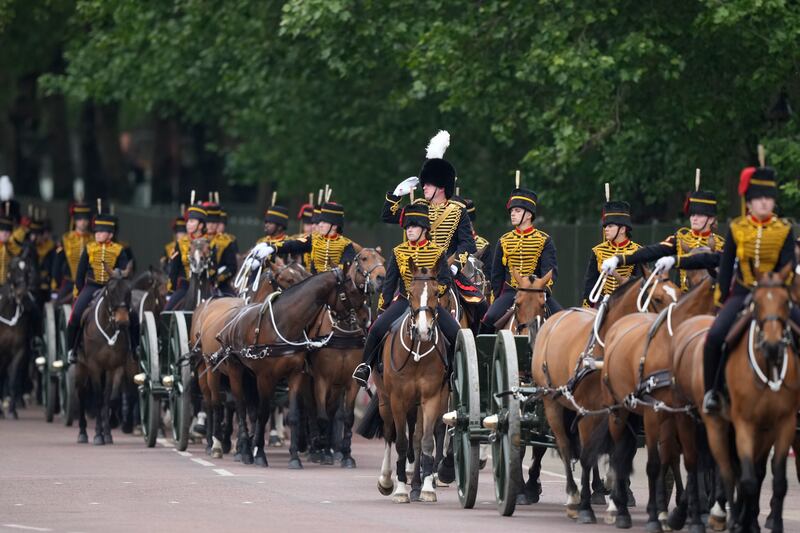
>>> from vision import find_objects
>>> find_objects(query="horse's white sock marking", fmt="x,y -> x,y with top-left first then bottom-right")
710,501 -> 726,518
422,475 -> 435,493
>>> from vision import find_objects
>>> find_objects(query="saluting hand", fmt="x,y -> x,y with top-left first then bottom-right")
393,176 -> 419,197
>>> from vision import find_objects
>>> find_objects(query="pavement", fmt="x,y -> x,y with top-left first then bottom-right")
1,405 -> 799,532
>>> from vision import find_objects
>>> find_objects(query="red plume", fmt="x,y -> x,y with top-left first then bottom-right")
738,167 -> 756,196
398,207 -> 405,227
297,203 -> 312,220
682,193 -> 690,215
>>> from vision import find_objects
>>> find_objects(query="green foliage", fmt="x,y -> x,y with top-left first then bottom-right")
40,0 -> 800,222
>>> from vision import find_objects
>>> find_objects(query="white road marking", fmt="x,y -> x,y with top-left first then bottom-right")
53,482 -> 63,485
122,481 -> 133,484
2,525 -> 52,532
13,504 -> 22,507
88,502 -> 99,505
213,469 -> 234,477
176,451 -> 192,457
191,458 -> 215,467
242,501 -> 253,505
320,501 -> 331,504
256,481 -> 265,484
157,438 -> 173,448
169,501 -> 179,504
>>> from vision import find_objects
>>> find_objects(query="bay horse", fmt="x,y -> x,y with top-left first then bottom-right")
172,237 -> 213,311
74,265 -> 134,445
306,247 -> 385,467
531,270 -> 679,524
375,257 -> 449,504
599,269 -> 717,531
679,265 -> 798,532
0,256 -> 37,419
218,268 -> 366,468
192,257 -> 308,461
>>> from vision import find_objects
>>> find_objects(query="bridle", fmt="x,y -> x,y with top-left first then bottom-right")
328,265 -> 370,334
746,280 -> 795,392
511,283 -> 548,335
95,280 -> 130,346
0,262 -> 29,327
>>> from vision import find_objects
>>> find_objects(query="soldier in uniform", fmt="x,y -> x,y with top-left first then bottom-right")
271,202 -> 357,272
463,198 -> 491,264
352,203 -> 459,386
702,165 -> 797,413
204,202 -> 238,296
296,203 -> 314,236
479,188 -> 561,333
0,210 -> 15,285
29,216 -> 56,301
53,202 -> 93,301
257,205 -> 290,246
165,205 -> 210,310
66,214 -> 131,362
582,199 -> 641,307
163,216 -> 186,267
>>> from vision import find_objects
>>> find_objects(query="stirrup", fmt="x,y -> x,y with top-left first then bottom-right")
702,390 -> 722,415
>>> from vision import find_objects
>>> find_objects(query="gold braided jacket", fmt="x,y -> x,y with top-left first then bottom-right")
593,239 -> 641,295
311,234 -> 352,273
393,240 -> 445,299
498,227 -> 550,288
0,241 -> 13,285
86,241 -> 124,285
669,228 -> 725,291
60,231 -> 92,281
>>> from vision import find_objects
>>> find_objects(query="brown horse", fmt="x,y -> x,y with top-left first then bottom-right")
132,268 -> 168,320
217,268 -> 365,468
172,237 -> 213,311
306,248 -> 385,467
0,256 -> 36,419
74,266 -> 134,445
599,271 -> 716,531
531,270 -> 679,525
699,266 -> 797,532
192,256 -> 309,460
375,258 -> 449,503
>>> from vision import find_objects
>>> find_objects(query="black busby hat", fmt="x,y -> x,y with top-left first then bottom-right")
739,166 -> 778,201
0,213 -> 12,232
186,205 -> 207,222
203,202 -> 222,223
298,203 -> 314,223
318,202 -> 344,228
685,190 -> 717,216
464,198 -> 476,222
93,213 -> 116,233
419,130 -> 456,199
602,200 -> 632,228
400,203 -> 431,230
172,216 -> 187,233
506,188 -> 538,218
70,202 -> 93,220
264,205 -> 289,227
29,218 -> 45,234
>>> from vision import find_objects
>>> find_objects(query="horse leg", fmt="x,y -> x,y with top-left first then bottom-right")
339,379 -> 359,469
377,440 -> 394,495
391,395 -> 411,504
733,421 -> 759,533
591,463 -> 608,504
222,395 -> 234,454
705,417 -> 734,532
641,412 -> 663,533
546,400 -> 580,518
410,408 -> 423,501
7,346 -> 25,419
608,412 -> 637,528
313,374 -> 333,465
77,375 -> 88,444
523,445 -> 545,504
93,372 -> 106,446
286,370 -> 304,469
209,372 -> 224,459
104,370 -> 122,445
252,372 -> 274,467
228,366 -> 252,464
765,419 -> 794,533
418,394 -> 442,503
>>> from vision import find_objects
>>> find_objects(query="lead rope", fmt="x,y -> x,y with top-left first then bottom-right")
588,271 -> 608,304
748,320 -> 789,392
637,269 -> 661,312
0,298 -> 20,326
94,295 -> 120,346
265,291 -> 331,349
398,313 -> 439,361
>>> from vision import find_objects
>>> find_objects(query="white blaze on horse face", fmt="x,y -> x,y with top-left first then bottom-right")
662,285 -> 677,303
417,282 -> 430,341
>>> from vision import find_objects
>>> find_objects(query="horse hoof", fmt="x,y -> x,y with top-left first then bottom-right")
688,524 -> 706,533
287,458 -> 303,470
708,514 -> 727,532
242,452 -> 254,465
616,514 -> 633,529
93,435 -> 105,446
578,509 -> 597,524
205,446 -> 213,456
309,451 -> 322,463
523,484 -> 541,504
103,434 -> 113,445
222,441 -> 232,454
268,435 -> 283,447
121,421 -> 133,434
591,491 -> 607,505
436,463 -> 455,484
410,488 -> 421,502
419,490 -> 437,503
321,453 -> 334,466
667,507 -> 687,530
478,457 -> 487,470
604,511 -> 618,525
212,449 -> 223,459
645,520 -> 663,533
377,480 -> 394,496
334,451 -> 343,464
516,493 -> 532,506
254,455 -> 268,468
566,505 -> 579,520
392,494 -> 410,504
340,456 -> 356,469
233,453 -> 242,463
77,433 -> 88,444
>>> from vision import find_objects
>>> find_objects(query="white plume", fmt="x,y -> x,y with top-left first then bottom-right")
0,176 -> 13,201
425,130 -> 450,159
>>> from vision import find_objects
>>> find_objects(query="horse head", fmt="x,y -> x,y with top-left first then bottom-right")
751,264 -> 794,366
349,247 -> 386,294
190,237 -> 212,276
104,271 -> 132,329
7,256 -> 32,303
638,265 -> 680,311
272,260 -> 309,290
511,268 -> 552,335
407,256 -> 440,343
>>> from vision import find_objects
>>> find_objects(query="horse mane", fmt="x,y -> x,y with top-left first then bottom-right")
276,269 -> 328,298
605,274 -> 643,305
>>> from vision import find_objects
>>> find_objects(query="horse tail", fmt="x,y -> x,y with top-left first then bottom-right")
355,393 -> 384,440
583,412 -> 614,466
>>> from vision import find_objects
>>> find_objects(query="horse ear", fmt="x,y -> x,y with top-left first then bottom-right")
407,256 -> 416,274
375,246 -> 382,254
510,267 -> 524,287
680,240 -> 692,255
540,269 -> 554,286
779,261 -> 794,282
707,234 -> 716,252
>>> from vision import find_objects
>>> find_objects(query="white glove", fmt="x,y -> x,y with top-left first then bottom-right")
655,256 -> 676,274
393,176 -> 419,197
243,257 -> 260,272
252,243 -> 274,260
601,256 -> 619,274
450,264 -> 458,275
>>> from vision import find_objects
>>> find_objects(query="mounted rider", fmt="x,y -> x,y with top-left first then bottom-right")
702,163 -> 797,414
0,209 -> 16,286
480,186 -> 561,333
602,171 -> 725,291
163,215 -> 186,267
29,214 -> 56,300
165,204 -> 210,311
582,191 -> 642,307
352,202 -> 460,387
290,202 -> 315,268
204,199 -> 238,296
53,202 -> 93,301
66,213 -> 134,363
271,201 -> 358,272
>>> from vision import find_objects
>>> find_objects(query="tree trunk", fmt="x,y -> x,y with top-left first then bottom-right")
94,102 -> 129,201
8,74 -> 41,196
79,101 -> 103,202
43,52 -> 74,200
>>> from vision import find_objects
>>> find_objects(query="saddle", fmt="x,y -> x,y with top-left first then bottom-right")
78,288 -> 104,327
724,309 -> 753,349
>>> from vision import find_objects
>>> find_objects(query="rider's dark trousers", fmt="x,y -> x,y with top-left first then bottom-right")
67,282 -> 140,352
164,281 -> 188,311
57,280 -> 75,302
360,296 -> 460,368
479,288 -> 563,334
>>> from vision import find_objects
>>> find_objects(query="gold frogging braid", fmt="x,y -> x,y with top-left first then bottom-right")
671,228 -> 725,291
62,231 -> 92,280
86,241 -> 124,284
499,229 -> 549,288
0,243 -> 10,284
311,234 -> 352,272
730,215 -> 792,287
415,200 -> 462,253
393,241 -> 445,298
211,232 -> 234,263
593,240 -> 640,295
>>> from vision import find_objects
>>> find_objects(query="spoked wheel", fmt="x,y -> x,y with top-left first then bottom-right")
168,312 -> 193,451
452,329 -> 481,509
57,304 -> 75,426
138,311 -> 161,448
43,303 -> 58,423
490,330 -> 522,516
